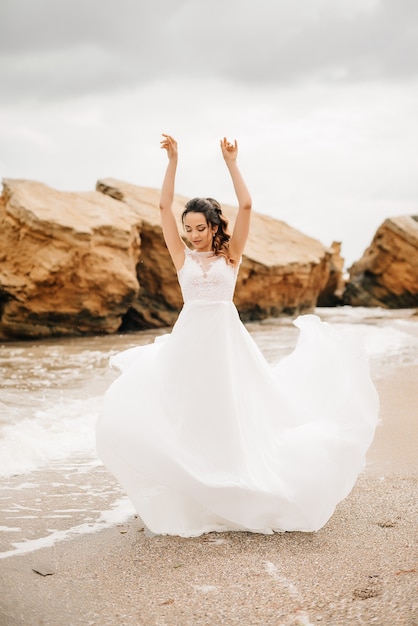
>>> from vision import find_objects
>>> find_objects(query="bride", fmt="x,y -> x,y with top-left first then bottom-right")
96,134 -> 379,537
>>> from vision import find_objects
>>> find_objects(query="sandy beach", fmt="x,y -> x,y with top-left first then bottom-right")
0,365 -> 417,626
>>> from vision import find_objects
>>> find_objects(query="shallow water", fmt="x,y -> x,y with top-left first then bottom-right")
0,306 -> 417,558
1,306 -> 418,478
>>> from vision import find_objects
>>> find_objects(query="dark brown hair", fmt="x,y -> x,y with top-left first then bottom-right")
182,198 -> 234,263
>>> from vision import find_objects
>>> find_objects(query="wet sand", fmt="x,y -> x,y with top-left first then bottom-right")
0,365 -> 417,626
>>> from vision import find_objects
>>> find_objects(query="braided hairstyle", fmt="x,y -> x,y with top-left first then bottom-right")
182,198 -> 234,263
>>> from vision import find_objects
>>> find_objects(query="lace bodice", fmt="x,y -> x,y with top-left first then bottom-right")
178,248 -> 238,303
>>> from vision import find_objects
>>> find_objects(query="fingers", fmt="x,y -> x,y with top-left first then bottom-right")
221,137 -> 237,151
162,134 -> 237,153
160,133 -> 176,150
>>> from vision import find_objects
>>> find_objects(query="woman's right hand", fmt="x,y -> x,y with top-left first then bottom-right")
160,134 -> 178,160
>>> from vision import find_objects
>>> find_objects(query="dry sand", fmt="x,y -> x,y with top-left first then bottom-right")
0,366 -> 417,626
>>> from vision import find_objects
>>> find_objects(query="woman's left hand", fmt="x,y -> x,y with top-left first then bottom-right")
220,137 -> 238,162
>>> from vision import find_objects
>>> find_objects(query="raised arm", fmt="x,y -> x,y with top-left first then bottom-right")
220,137 -> 252,260
159,134 -> 186,270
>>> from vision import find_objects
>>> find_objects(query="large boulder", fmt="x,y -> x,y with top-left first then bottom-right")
344,216 -> 418,308
95,179 -> 185,330
97,178 -> 336,323
0,177 -> 339,340
0,179 -> 141,339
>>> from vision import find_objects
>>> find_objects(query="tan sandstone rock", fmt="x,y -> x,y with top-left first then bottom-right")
0,177 -> 340,340
344,216 -> 418,308
0,179 -> 141,339
96,178 -> 336,324
317,241 -> 346,307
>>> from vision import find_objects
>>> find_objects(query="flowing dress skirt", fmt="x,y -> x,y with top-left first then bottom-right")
96,302 -> 379,536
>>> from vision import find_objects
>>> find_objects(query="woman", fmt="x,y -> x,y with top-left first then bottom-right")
96,135 -> 379,537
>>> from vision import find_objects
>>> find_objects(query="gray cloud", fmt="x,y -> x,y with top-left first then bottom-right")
0,0 -> 417,104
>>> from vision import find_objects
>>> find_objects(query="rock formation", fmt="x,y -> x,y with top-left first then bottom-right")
316,241 -> 345,307
0,179 -> 141,339
0,177 -> 340,340
344,216 -> 418,308
97,178 -> 337,324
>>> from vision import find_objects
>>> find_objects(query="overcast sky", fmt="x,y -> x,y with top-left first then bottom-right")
1,0 -> 417,266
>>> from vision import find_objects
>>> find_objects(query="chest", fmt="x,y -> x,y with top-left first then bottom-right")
178,252 -> 238,301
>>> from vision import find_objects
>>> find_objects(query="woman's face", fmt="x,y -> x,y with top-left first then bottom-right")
183,212 -> 217,252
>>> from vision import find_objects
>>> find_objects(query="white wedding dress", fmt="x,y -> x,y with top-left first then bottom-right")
96,248 -> 379,536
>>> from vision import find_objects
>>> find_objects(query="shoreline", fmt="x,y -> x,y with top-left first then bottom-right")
0,364 -> 417,625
